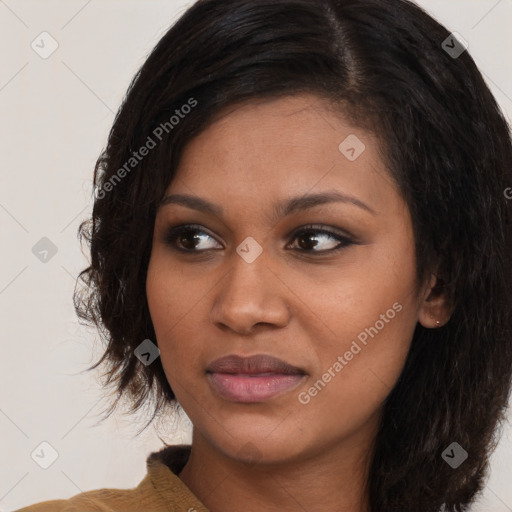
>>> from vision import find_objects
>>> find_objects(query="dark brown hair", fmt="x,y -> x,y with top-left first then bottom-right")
74,0 -> 512,510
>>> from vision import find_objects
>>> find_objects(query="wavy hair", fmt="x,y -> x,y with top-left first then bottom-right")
74,0 -> 512,510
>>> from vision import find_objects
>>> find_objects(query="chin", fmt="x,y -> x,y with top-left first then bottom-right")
203,425 -> 313,467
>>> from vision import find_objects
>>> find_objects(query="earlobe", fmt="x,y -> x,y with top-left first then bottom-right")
418,311 -> 444,328
417,274 -> 453,329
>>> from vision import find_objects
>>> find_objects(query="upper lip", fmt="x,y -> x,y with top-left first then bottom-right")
206,354 -> 306,375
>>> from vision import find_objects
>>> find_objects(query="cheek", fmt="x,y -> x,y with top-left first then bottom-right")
298,297 -> 416,439
311,286 -> 415,384
146,256 -> 182,363
146,259 -> 172,336
146,249 -> 200,335
146,255 -> 210,381
300,244 -> 418,409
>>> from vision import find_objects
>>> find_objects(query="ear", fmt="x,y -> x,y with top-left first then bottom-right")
417,273 -> 453,329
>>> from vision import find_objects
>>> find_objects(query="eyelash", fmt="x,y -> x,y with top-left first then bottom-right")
162,223 -> 356,255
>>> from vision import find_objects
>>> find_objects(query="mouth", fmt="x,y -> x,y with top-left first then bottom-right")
206,354 -> 307,403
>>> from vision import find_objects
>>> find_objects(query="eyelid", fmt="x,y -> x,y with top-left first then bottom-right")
290,223 -> 358,244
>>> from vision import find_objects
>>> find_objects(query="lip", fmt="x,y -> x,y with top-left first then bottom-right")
206,354 -> 307,403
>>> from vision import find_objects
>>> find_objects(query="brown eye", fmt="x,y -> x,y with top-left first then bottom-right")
163,224 -> 222,252
287,225 -> 354,253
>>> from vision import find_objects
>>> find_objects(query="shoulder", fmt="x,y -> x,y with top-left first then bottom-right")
14,499 -> 68,512
13,444 -> 208,512
13,474 -> 158,512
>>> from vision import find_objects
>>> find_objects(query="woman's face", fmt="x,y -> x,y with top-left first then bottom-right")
146,94 -> 425,466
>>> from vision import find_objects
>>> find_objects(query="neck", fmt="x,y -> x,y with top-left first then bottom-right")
178,429 -> 375,512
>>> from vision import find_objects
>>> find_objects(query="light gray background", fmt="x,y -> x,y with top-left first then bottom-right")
1,1 -> 511,510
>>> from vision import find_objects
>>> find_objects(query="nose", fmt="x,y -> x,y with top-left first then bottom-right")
209,248 -> 291,335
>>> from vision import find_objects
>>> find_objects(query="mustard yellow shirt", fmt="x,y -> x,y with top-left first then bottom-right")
15,444 -> 210,512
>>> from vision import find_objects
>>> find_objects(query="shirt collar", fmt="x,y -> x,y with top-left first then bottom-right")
145,444 -> 210,512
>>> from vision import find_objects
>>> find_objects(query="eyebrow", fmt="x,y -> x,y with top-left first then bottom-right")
159,190 -> 376,220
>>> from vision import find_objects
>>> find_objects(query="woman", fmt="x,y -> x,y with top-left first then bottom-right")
18,0 -> 512,510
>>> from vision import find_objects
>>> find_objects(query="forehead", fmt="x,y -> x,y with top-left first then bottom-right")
184,94 -> 360,164
166,94 -> 397,220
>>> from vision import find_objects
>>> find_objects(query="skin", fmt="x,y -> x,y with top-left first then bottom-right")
146,94 -> 450,512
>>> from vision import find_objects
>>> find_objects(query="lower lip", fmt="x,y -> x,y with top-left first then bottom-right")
207,372 -> 306,403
